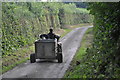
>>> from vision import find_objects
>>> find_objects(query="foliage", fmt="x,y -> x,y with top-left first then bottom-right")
64,2 -> 88,8
2,2 -> 92,55
87,2 -> 120,78
65,2 -> 120,78
64,27 -> 93,78
2,23 -> 90,74
75,2 -> 88,8
2,45 -> 34,74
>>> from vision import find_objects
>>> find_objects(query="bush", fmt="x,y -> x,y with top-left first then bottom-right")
2,2 -> 92,55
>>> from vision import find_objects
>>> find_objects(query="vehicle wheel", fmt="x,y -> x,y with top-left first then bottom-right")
58,44 -> 62,52
30,53 -> 36,63
57,53 -> 63,63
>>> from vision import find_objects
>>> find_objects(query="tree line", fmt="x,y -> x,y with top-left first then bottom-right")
2,2 -> 92,55
77,2 -> 120,78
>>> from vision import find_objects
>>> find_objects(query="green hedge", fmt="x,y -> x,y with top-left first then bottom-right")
2,2 -> 92,55
80,2 -> 120,78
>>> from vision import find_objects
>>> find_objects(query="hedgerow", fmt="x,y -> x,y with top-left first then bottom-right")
64,2 -> 120,78
72,2 -> 120,78
2,2 -> 92,55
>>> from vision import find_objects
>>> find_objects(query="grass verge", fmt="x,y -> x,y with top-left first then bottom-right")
2,45 -> 34,74
1,23 -> 92,74
60,23 -> 92,37
64,27 -> 120,78
64,27 -> 93,78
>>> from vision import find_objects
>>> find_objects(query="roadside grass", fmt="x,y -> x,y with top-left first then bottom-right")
64,27 -> 93,78
64,27 -> 120,78
61,23 -> 92,37
61,28 -> 72,38
1,23 -> 92,74
69,23 -> 93,29
2,45 -> 34,74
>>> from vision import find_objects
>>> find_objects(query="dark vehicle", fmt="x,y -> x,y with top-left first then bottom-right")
30,30 -> 63,63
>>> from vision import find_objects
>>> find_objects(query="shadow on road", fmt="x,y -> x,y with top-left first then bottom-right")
35,59 -> 58,63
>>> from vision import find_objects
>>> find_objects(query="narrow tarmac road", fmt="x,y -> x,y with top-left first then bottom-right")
1,26 -> 92,79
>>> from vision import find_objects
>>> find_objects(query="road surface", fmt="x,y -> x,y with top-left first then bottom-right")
1,26 -> 92,79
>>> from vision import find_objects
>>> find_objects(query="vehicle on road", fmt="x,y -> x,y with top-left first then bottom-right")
30,38 -> 63,63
